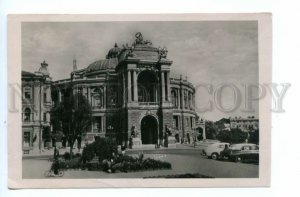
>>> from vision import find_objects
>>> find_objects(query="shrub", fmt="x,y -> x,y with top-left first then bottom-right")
51,159 -> 61,174
81,137 -> 118,164
75,153 -> 82,158
217,128 -> 248,144
63,151 -> 81,160
51,157 -> 83,170
93,137 -> 118,161
64,152 -> 71,160
82,143 -> 95,163
65,158 -> 82,169
110,155 -> 171,173
142,158 -> 171,170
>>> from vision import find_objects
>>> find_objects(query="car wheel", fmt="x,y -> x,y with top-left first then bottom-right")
211,153 -> 219,160
58,171 -> 64,177
235,156 -> 242,162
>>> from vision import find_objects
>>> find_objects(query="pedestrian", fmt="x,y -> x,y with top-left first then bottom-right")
121,143 -> 126,155
52,135 -> 56,148
187,132 -> 190,144
53,146 -> 59,160
129,135 -> 133,149
164,132 -> 168,147
175,131 -> 179,143
62,134 -> 67,148
220,144 -> 230,159
77,134 -> 82,152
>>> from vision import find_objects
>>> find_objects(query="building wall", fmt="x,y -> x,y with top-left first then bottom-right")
22,74 -> 51,152
230,118 -> 259,132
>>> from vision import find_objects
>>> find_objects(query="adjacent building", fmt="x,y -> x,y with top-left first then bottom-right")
230,116 -> 259,132
22,61 -> 52,153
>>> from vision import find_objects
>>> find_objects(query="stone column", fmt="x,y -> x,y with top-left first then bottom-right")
101,116 -> 104,133
188,91 -> 191,109
202,124 -> 206,139
58,90 -> 62,103
103,116 -> 106,134
87,87 -> 91,104
103,86 -> 107,108
127,70 -> 132,102
82,86 -> 87,98
122,73 -> 126,106
33,82 -> 40,121
180,87 -> 184,109
133,70 -> 138,102
178,88 -> 181,109
166,71 -> 171,101
193,93 -> 195,110
161,72 -> 165,102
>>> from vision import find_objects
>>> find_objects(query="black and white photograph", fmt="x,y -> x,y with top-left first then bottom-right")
7,14 -> 271,188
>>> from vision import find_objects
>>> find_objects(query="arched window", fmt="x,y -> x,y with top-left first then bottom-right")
171,89 -> 178,107
184,91 -> 188,109
188,92 -> 192,109
91,88 -> 103,108
108,86 -> 117,107
137,70 -> 158,103
24,108 -> 31,121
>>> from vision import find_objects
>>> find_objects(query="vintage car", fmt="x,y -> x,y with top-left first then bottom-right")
202,142 -> 230,160
227,143 -> 259,163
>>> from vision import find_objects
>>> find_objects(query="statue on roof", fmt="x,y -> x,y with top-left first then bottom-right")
133,32 -> 152,46
135,32 -> 143,44
158,46 -> 168,58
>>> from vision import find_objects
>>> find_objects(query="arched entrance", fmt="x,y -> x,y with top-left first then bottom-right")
141,115 -> 158,144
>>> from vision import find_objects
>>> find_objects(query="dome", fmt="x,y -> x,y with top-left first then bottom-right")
106,43 -> 122,59
85,58 -> 118,73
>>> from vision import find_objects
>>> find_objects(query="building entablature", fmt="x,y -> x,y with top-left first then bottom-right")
170,77 -> 195,91
172,109 -> 197,116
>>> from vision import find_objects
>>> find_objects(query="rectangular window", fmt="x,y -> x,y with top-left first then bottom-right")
92,116 -> 102,132
23,132 -> 30,148
186,117 -> 189,127
24,87 -> 32,100
43,113 -> 47,122
25,92 -> 31,99
44,92 -> 47,103
173,116 -> 179,129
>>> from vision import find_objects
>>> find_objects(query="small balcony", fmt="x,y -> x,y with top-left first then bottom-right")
138,102 -> 158,106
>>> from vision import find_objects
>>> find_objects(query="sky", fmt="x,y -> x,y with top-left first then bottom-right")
22,21 -> 259,121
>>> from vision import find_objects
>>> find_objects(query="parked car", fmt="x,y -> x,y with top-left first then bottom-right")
198,139 -> 220,144
227,143 -> 259,163
202,142 -> 230,160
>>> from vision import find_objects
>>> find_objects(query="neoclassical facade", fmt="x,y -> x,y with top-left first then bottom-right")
230,116 -> 259,132
22,61 -> 52,153
52,33 -> 198,146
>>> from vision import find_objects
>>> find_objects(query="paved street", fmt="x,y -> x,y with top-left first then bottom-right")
23,151 -> 258,179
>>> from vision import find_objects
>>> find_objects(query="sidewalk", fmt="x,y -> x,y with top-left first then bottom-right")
23,143 -> 207,159
22,147 -> 83,159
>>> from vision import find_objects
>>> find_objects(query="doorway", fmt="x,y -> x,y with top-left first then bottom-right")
140,115 -> 158,144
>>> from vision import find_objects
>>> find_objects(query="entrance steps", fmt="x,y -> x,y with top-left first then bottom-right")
132,143 -> 177,150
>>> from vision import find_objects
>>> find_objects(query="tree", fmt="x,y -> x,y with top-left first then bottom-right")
230,128 -> 248,144
217,128 -> 248,144
216,130 -> 232,143
215,118 -> 230,131
205,121 -> 217,139
42,126 -> 51,147
51,90 -> 92,158
249,129 -> 259,144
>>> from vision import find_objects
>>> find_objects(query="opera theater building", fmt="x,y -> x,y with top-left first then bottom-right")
51,33 -> 198,147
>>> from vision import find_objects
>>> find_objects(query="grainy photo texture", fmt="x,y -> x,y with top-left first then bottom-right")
8,14 -> 271,188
